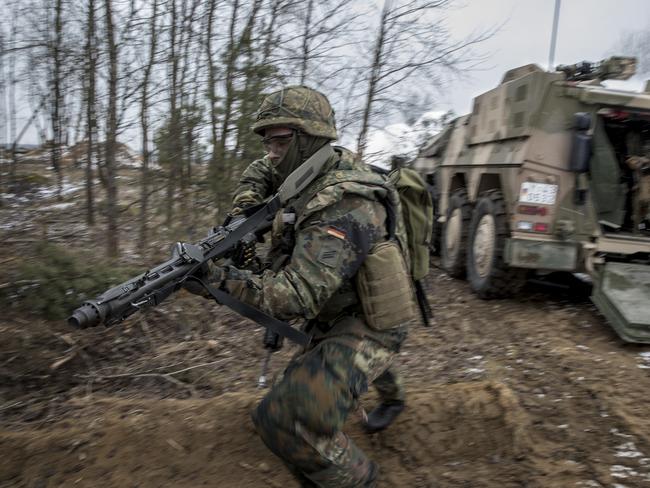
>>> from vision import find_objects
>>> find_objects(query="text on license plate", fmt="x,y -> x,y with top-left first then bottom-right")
519,182 -> 558,205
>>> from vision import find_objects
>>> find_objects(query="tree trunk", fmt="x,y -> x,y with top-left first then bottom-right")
51,0 -> 64,201
165,0 -> 180,227
356,2 -> 388,161
299,0 -> 314,85
85,0 -> 97,226
206,0 -> 219,189
216,0 -> 240,163
104,0 -> 119,257
220,0 -> 265,217
0,31 -> 4,203
8,17 -> 17,189
139,0 -> 159,248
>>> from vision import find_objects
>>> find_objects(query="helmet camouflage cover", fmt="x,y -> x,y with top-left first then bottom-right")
252,85 -> 337,140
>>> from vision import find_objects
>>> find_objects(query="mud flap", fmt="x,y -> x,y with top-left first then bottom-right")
591,262 -> 650,343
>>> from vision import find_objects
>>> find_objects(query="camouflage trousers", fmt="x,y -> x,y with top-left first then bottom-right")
251,334 -> 404,487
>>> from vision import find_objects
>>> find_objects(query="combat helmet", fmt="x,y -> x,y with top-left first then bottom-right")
252,85 -> 337,140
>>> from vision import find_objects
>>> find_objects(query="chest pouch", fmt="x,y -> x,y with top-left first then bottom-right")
356,240 -> 419,330
270,210 -> 296,259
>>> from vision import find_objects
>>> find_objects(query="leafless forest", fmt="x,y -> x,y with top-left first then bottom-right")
4,3 -> 650,487
0,0 -> 490,256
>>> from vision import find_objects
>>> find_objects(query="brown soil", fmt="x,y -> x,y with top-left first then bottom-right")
3,167 -> 650,487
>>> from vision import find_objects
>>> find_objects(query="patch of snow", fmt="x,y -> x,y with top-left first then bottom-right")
36,182 -> 81,199
465,368 -> 485,374
38,202 -> 75,211
637,352 -> 650,369
610,428 -> 633,438
557,424 -> 569,429
576,479 -> 602,487
615,442 -> 643,458
611,465 -> 637,478
469,355 -> 484,361
576,345 -> 590,350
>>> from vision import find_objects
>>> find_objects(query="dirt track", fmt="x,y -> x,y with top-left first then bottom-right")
3,263 -> 650,487
2,165 -> 650,487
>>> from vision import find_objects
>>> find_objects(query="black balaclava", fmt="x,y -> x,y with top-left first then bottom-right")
273,131 -> 331,183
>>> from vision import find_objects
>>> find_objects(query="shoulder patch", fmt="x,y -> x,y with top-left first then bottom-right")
317,236 -> 344,268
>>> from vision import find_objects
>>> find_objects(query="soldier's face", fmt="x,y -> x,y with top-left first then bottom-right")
262,127 -> 294,163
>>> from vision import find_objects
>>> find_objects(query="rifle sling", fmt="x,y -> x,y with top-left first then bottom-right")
204,144 -> 335,262
199,280 -> 311,347
193,144 -> 335,347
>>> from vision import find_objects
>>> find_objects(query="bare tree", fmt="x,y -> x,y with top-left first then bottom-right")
84,0 -> 98,226
205,0 -> 219,184
164,0 -> 180,226
139,0 -> 159,247
354,0 -> 491,160
0,27 -> 5,203
285,0 -> 360,86
8,14 -> 17,185
50,0 -> 65,200
208,0 -> 265,216
104,0 -> 120,256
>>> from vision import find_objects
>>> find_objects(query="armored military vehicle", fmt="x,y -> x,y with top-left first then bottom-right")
414,57 -> 650,343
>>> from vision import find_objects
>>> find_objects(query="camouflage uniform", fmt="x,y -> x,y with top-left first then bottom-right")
221,87 -> 410,487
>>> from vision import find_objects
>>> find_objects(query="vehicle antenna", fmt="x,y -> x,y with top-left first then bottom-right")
548,0 -> 562,71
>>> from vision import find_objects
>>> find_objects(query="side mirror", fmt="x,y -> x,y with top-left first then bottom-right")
569,112 -> 592,173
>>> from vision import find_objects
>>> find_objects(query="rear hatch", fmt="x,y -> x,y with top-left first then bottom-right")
591,262 -> 650,343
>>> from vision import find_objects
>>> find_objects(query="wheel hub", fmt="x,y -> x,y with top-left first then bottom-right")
473,214 -> 496,278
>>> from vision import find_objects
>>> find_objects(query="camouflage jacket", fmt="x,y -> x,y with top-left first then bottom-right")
230,156 -> 283,216
225,147 -> 407,344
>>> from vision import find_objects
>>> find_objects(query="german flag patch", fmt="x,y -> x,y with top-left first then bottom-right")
326,226 -> 346,240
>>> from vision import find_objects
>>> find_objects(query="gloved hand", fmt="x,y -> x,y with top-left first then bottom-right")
182,260 -> 226,298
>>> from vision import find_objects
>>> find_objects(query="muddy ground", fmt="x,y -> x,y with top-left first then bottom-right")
2,166 -> 650,487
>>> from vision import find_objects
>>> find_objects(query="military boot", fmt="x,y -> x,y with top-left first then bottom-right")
305,461 -> 378,488
364,400 -> 405,434
302,434 -> 378,488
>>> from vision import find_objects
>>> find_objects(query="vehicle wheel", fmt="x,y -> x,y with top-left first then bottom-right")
467,189 -> 526,298
441,189 -> 472,278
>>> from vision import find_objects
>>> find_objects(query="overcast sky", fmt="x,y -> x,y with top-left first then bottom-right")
6,0 -> 650,147
440,0 -> 650,116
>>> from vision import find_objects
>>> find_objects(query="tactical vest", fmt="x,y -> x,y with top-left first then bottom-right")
269,155 -> 419,331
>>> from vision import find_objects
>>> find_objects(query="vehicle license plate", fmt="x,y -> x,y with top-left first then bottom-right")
519,182 -> 558,205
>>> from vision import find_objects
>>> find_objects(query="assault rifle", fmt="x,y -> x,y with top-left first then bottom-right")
67,144 -> 337,347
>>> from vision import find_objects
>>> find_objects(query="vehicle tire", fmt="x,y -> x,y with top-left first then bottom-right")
467,189 -> 526,298
441,189 -> 472,278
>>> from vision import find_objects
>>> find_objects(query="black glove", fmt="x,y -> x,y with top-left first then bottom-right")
182,261 -> 225,298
